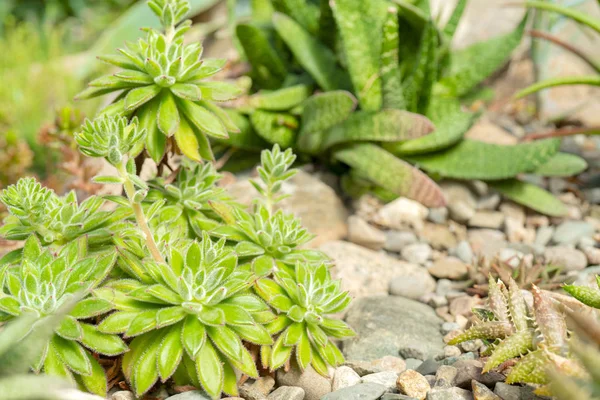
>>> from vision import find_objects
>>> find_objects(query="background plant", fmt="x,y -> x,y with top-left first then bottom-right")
212,0 -> 588,216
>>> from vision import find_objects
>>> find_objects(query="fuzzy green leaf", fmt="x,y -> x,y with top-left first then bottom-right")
124,85 -> 162,111
80,323 -> 128,356
196,341 -> 224,398
157,91 -> 180,137
250,110 -> 297,148
249,85 -> 311,111
158,324 -> 184,381
78,351 -> 108,396
179,99 -> 228,140
51,336 -> 91,376
489,179 -> 568,217
182,315 -> 206,358
533,152 -> 588,177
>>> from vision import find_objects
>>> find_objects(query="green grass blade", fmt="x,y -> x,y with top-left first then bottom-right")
515,76 -> 600,98
439,14 -> 527,97
272,12 -> 348,91
385,96 -> 476,155
334,143 -> 446,207
443,0 -> 467,39
406,138 -> 560,180
330,0 -> 388,111
236,23 -> 288,89
532,152 -> 588,177
525,0 -> 600,34
320,109 -> 434,151
489,179 -> 567,217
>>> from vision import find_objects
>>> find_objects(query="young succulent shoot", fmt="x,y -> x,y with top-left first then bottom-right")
95,234 -> 274,398
0,178 -> 126,248
449,277 -> 569,384
563,275 -> 600,309
250,144 -> 298,213
255,262 -> 355,375
76,0 -> 241,163
0,236 -> 126,396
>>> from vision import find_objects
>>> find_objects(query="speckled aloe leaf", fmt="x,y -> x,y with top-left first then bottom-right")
385,96 -> 476,155
483,329 -> 534,372
438,14 -> 527,97
330,0 -> 387,111
533,152 -> 588,177
506,349 -> 550,384
447,322 -> 513,345
406,138 -> 560,180
319,109 -> 435,151
489,179 -> 568,217
318,0 -> 336,49
273,0 -> 320,34
248,85 -> 311,111
381,5 -> 406,111
250,110 -> 298,148
563,282 -> 600,309
334,143 -> 446,207
236,23 -> 288,89
272,12 -> 347,91
403,19 -> 439,114
296,91 -> 357,154
214,110 -> 269,151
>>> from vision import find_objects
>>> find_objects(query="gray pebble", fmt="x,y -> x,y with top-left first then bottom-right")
321,383 -> 387,400
361,371 -> 399,392
416,358 -> 440,375
401,243 -> 432,265
166,391 -> 211,400
267,387 -> 305,400
454,241 -> 474,264
427,387 -> 474,400
428,208 -> 449,224
434,365 -> 458,388
385,231 -> 418,252
404,358 -> 424,371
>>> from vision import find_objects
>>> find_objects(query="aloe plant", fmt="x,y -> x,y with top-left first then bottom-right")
216,0 -> 587,214
563,275 -> 600,309
449,277 -> 568,384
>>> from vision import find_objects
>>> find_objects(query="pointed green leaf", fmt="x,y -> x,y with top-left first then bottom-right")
70,298 -> 113,319
158,324 -> 184,381
80,323 -> 128,356
124,85 -> 161,111
248,85 -> 311,111
132,334 -> 161,396
196,341 -> 224,398
52,336 -> 91,376
182,315 -> 206,358
532,152 -> 587,177
157,91 -> 180,137
250,110 -> 297,148
78,351 -> 108,396
179,99 -> 228,139
56,316 -> 83,341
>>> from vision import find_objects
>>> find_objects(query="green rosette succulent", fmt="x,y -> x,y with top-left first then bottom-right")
76,0 -> 241,163
0,236 -> 127,396
255,262 -> 354,375
95,234 -> 275,398
0,178 -> 128,248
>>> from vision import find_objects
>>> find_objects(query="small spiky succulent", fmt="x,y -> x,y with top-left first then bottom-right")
255,262 -> 355,375
563,275 -> 600,310
0,178 -> 127,247
449,277 -> 568,384
76,0 -> 240,163
0,236 -> 127,396
95,234 -> 275,398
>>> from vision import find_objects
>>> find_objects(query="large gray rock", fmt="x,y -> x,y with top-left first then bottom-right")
321,383 -> 387,400
226,171 -> 348,247
321,241 -> 433,299
343,297 -> 445,362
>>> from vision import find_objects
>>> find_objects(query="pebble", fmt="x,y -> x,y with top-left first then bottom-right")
347,216 -> 386,250
240,376 -> 275,400
468,211 -> 504,230
544,246 -> 588,271
382,394 -> 421,400
493,383 -> 520,400
362,371 -> 400,392
277,365 -> 331,400
454,241 -> 474,264
441,322 -> 460,336
420,223 -> 458,250
385,231 -> 419,252
166,392 -> 211,400
534,226 -> 554,247
449,296 -> 479,318
467,229 -> 507,259
579,236 -> 597,249
505,218 -> 535,244
423,293 -> 448,308
433,366 -> 458,388
428,208 -> 449,224
442,183 -> 477,223
375,197 -> 429,231
321,383 -> 387,400
344,356 -> 407,376
389,272 -> 437,300
499,203 -> 525,224
443,346 -> 461,358
453,360 -> 504,388
405,358 -> 424,371
267,387 -> 305,400
552,221 -> 595,245
416,358 -> 440,376
402,243 -> 433,264
111,392 -> 135,400
321,241 -> 431,299
427,387 -> 474,400
471,381 -> 501,400
428,257 -> 468,280
583,246 -> 600,265
396,370 -> 431,400
332,366 -> 361,391
477,194 -> 501,211
457,340 -> 483,353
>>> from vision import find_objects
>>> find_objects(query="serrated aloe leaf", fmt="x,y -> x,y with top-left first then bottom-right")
250,110 -> 298,148
533,152 -> 588,177
439,15 -> 527,97
273,12 -> 347,91
407,139 -> 560,180
516,76 -> 600,99
296,91 -> 357,154
334,143 -> 446,207
381,6 -> 405,110
319,109 -> 434,151
489,179 -> 568,217
248,85 -> 311,111
403,19 -> 439,114
331,0 -> 387,111
386,96 -> 476,155
506,349 -> 549,384
236,23 -> 287,89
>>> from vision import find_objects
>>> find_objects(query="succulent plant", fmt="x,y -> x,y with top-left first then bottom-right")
0,236 -> 127,396
563,275 -> 600,310
449,277 -> 568,384
95,234 -> 274,398
216,0 -> 588,215
255,262 -> 354,375
0,178 -> 127,247
76,0 -> 241,164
